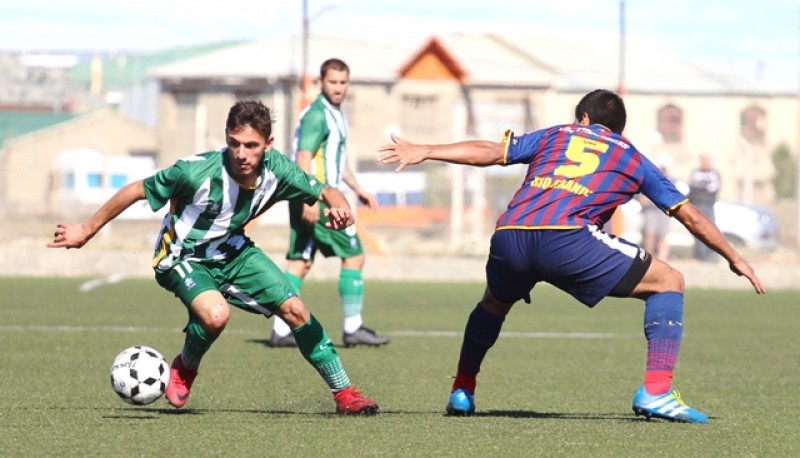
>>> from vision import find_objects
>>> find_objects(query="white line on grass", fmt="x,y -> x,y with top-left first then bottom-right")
78,273 -> 127,292
391,330 -> 632,339
0,325 -> 633,339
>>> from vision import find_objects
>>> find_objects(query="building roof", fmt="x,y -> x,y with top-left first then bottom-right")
68,41 -> 245,91
504,32 -> 765,95
149,34 -> 421,83
149,32 -> 769,95
0,112 -> 76,146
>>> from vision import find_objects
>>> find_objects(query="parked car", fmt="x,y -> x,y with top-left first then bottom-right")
619,198 -> 780,253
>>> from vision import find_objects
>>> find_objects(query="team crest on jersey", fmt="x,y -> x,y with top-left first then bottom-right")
207,202 -> 222,214
184,278 -> 197,290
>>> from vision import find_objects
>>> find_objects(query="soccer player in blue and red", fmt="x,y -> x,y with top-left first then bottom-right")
378,89 -> 765,424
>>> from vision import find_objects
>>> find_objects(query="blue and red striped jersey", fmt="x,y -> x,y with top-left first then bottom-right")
495,124 -> 687,230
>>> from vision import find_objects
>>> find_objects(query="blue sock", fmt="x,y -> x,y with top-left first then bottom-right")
643,291 -> 684,394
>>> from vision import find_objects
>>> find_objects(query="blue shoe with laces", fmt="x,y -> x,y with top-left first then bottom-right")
446,388 -> 475,416
632,386 -> 708,424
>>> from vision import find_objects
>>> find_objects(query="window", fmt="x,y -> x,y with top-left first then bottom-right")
62,172 -> 75,190
87,173 -> 103,188
475,99 -> 534,139
400,94 -> 440,138
740,106 -> 766,145
657,104 -> 683,143
342,91 -> 356,128
175,93 -> 197,124
376,192 -> 398,206
234,91 -> 258,101
110,174 -> 128,189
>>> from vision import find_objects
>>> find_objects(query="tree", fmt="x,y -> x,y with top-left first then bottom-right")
771,143 -> 796,199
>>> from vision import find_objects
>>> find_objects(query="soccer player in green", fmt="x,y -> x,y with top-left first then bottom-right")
269,58 -> 390,348
48,100 -> 379,415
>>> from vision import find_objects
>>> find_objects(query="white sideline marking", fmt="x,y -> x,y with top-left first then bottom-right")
78,274 -> 126,293
0,326 -> 630,339
391,330 -> 628,339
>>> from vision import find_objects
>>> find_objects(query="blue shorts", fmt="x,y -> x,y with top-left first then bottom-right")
486,226 -> 651,307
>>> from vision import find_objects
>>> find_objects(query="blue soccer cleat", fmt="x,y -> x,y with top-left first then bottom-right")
631,386 -> 709,424
446,388 -> 475,416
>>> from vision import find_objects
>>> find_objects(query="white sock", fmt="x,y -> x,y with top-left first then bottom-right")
272,316 -> 292,337
343,315 -> 363,334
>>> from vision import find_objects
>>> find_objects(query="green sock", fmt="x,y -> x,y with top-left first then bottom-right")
339,269 -> 364,319
181,315 -> 218,370
285,272 -> 303,296
294,314 -> 351,391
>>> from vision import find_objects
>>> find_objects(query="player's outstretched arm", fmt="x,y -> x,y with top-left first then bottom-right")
319,186 -> 355,230
672,203 -> 766,294
377,133 -> 505,172
342,167 -> 378,210
48,180 -> 147,249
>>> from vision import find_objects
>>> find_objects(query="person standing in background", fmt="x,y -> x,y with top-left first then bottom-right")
639,155 -> 674,260
688,154 -> 721,262
269,58 -> 390,349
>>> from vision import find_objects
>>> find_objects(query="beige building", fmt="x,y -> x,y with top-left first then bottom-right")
0,109 -> 157,216
2,32 -> 793,223
149,32 -> 797,207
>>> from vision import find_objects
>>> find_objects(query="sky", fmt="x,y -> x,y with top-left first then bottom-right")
2,0 -> 800,91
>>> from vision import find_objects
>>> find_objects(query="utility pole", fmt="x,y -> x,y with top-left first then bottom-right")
796,0 -> 800,250
618,0 -> 626,97
610,0 -> 627,236
301,0 -> 310,105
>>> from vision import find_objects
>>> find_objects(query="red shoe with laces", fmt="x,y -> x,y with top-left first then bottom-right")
165,354 -> 198,408
333,386 -> 379,415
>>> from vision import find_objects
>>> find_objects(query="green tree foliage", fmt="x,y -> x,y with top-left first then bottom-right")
771,143 -> 797,199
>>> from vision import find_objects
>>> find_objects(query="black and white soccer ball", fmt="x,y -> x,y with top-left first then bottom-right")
109,345 -> 170,405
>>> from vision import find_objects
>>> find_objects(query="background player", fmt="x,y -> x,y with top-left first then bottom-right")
377,89 -> 764,424
269,58 -> 389,349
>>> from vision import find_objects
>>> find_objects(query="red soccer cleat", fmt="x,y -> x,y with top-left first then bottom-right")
333,386 -> 379,415
165,354 -> 198,408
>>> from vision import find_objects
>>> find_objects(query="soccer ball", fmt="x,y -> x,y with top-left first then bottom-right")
110,345 -> 170,405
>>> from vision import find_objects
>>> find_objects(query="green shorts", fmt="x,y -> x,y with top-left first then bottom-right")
154,244 -> 295,317
286,199 -> 364,261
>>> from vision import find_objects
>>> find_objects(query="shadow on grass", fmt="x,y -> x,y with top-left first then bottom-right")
246,338 -> 385,350
471,410 -> 642,422
98,406 -> 671,422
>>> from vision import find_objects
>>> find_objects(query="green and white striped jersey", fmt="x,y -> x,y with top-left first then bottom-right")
292,94 -> 348,189
143,147 -> 324,271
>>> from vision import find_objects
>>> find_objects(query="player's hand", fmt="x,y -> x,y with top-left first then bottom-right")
729,259 -> 766,294
47,223 -> 90,249
324,207 -> 354,230
358,191 -> 378,210
377,133 -> 425,172
301,202 -> 320,225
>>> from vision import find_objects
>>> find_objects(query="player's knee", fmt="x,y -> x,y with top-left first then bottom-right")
480,289 -> 514,317
342,254 -> 365,270
203,302 -> 231,333
670,267 -> 685,293
656,265 -> 685,293
277,297 -> 311,328
287,259 -> 313,278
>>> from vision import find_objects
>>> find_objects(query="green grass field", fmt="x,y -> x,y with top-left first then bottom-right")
2,277 -> 799,457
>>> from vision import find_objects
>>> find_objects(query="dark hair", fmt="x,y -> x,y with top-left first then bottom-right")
226,100 -> 272,139
574,89 -> 627,134
320,58 -> 349,78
